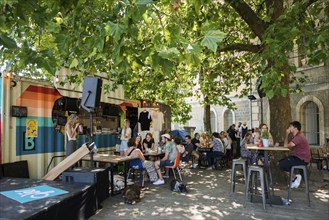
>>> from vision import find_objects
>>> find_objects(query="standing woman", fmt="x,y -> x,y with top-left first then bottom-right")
65,114 -> 80,156
120,119 -> 131,156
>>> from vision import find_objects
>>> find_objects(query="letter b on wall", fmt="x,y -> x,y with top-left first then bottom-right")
81,77 -> 102,112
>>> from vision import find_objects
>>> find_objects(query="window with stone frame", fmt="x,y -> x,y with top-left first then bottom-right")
303,101 -> 319,145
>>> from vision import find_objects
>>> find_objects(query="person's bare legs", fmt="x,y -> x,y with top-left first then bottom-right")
154,160 -> 163,180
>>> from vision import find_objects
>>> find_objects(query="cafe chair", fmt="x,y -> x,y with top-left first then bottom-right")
310,148 -> 325,170
127,159 -> 146,188
288,165 -> 311,207
230,158 -> 248,195
166,152 -> 182,181
244,165 -> 271,211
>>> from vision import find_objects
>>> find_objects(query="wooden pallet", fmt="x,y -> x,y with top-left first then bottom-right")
43,144 -> 90,181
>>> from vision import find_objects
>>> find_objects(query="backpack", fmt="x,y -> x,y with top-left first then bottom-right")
170,179 -> 188,193
122,183 -> 141,204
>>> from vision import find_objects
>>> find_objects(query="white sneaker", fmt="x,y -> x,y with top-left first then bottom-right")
291,174 -> 302,188
153,179 -> 165,185
206,166 -> 213,170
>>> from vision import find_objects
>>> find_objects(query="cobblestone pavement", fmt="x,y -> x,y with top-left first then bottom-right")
90,166 -> 329,220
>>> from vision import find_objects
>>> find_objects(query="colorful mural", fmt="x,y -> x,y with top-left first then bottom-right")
15,85 -> 65,155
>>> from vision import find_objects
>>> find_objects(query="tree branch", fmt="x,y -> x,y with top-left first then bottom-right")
218,43 -> 261,53
226,0 -> 268,40
270,0 -> 283,22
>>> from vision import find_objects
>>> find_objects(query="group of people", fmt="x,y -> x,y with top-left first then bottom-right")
239,121 -> 311,189
65,114 -> 312,189
119,119 -> 157,155
188,132 -> 230,170
122,133 -> 178,185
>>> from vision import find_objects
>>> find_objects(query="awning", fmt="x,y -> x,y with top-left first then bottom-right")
54,68 -> 125,105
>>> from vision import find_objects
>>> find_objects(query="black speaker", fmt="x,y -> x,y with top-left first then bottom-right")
81,77 -> 102,112
62,168 -> 109,204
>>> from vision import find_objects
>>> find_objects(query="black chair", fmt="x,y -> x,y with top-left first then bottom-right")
1,160 -> 29,178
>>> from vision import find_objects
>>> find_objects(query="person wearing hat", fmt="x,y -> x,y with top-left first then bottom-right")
153,133 -> 178,185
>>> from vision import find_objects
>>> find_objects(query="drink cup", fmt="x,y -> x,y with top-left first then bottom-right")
79,124 -> 83,133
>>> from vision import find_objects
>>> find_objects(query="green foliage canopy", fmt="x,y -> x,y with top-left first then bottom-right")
1,0 -> 328,123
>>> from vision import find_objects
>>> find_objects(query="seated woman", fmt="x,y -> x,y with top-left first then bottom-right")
142,133 -> 155,152
125,138 -> 158,182
135,134 -> 142,151
206,132 -> 224,170
253,123 -> 275,164
174,137 -> 185,160
200,132 -> 211,148
254,123 -> 274,146
240,132 -> 256,165
220,131 -> 232,162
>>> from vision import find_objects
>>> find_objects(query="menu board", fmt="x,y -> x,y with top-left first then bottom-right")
11,106 -> 28,117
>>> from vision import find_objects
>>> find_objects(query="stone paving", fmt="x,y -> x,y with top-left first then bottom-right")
90,166 -> 329,220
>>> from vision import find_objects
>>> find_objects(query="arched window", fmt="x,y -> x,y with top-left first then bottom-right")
224,110 -> 233,131
303,101 -> 319,145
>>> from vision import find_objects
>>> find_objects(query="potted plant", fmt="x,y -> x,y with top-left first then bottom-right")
261,130 -> 270,147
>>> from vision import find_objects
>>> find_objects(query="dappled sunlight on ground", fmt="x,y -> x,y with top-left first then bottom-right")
313,188 -> 329,202
91,167 -> 329,219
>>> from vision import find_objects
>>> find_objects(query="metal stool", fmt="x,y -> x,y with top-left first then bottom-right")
244,165 -> 270,211
288,165 -> 311,207
230,158 -> 247,195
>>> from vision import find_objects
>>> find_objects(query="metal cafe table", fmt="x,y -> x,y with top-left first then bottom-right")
82,153 -> 138,196
246,144 -> 289,205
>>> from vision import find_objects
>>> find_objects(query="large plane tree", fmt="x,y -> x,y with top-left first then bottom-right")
1,0 -> 328,142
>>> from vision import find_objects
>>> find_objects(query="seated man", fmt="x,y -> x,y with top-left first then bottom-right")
277,121 -> 311,188
153,134 -> 178,185
206,132 -> 224,170
181,135 -> 194,163
191,133 -> 201,167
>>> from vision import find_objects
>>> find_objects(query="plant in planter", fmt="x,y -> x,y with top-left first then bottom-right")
261,130 -> 269,139
261,131 -> 270,147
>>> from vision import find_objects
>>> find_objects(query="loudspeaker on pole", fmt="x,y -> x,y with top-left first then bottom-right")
81,77 -> 102,112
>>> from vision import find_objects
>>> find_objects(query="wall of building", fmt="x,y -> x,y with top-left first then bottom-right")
173,64 -> 329,141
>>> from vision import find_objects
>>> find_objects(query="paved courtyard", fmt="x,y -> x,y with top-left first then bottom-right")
90,166 -> 329,220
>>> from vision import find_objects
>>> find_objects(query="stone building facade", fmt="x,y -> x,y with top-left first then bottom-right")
172,64 -> 329,145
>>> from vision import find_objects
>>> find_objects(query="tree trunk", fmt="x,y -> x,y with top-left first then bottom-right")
269,94 -> 292,144
269,73 -> 292,185
203,99 -> 211,133
269,74 -> 292,144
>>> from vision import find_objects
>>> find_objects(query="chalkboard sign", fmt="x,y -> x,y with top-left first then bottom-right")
103,104 -> 120,116
11,106 -> 28,117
